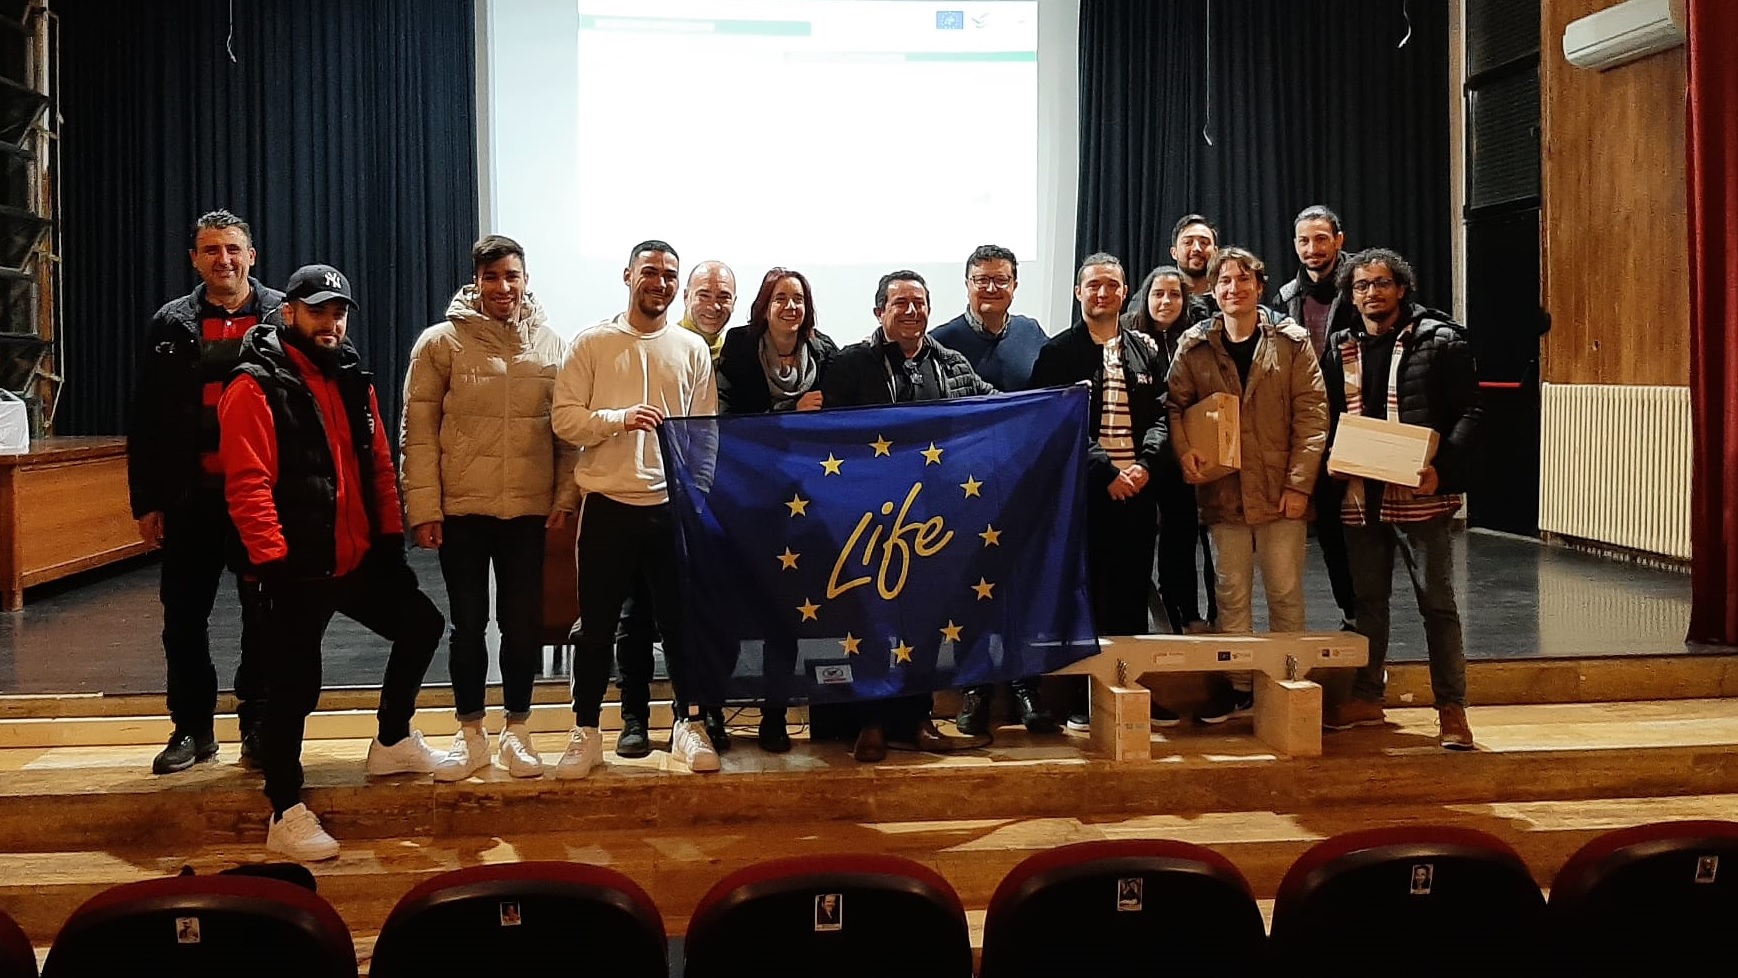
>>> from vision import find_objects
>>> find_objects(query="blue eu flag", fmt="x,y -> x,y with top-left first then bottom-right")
658,386 -> 1098,706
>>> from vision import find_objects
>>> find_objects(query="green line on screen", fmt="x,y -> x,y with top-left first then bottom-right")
579,15 -> 812,36
904,51 -> 1037,62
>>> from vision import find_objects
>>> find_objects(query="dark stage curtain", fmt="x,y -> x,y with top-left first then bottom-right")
54,0 -> 478,436
1686,0 -> 1738,646
1076,0 -> 1452,312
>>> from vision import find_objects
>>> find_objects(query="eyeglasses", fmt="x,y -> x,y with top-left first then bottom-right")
1350,278 -> 1397,294
968,276 -> 1014,290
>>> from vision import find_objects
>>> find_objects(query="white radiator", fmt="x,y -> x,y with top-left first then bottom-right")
1539,383 -> 1692,559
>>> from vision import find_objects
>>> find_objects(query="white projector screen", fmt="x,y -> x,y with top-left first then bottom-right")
479,0 -> 1080,344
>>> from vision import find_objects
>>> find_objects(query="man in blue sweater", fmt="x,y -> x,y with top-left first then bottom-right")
929,244 -> 1050,392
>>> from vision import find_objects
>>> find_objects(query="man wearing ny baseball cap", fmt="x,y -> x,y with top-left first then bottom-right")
218,263 -> 446,862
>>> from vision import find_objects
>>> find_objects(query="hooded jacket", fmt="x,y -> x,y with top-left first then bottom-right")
399,287 -> 581,529
1167,308 -> 1329,526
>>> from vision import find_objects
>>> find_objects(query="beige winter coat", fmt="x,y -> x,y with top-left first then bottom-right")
399,288 -> 581,528
1167,308 -> 1328,526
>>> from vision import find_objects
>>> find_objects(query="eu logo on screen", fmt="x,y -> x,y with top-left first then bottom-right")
936,10 -> 965,30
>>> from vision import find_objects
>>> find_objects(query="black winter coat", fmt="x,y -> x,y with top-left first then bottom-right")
821,330 -> 995,407
715,326 -> 839,414
1029,323 -> 1172,493
1321,303 -> 1481,495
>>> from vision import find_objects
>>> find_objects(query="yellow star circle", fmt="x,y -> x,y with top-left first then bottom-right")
820,453 -> 844,476
840,633 -> 862,655
940,620 -> 963,642
960,476 -> 983,498
892,641 -> 914,664
786,494 -> 809,517
972,578 -> 995,600
979,525 -> 1001,546
777,548 -> 800,570
920,442 -> 944,465
870,436 -> 893,457
797,598 -> 820,622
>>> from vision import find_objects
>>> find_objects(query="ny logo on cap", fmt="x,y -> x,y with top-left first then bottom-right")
323,271 -> 343,289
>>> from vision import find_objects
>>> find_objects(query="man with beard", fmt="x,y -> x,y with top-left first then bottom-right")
1170,214 -> 1221,325
551,240 -> 721,777
1276,205 -> 1360,629
220,265 -> 447,861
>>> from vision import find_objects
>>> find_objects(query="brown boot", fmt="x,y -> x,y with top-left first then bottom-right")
852,723 -> 888,763
1324,699 -> 1388,731
1437,704 -> 1475,750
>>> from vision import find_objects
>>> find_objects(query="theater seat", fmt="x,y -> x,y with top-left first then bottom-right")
0,907 -> 35,978
41,874 -> 354,978
368,861 -> 666,978
1549,819 -> 1738,975
979,839 -> 1266,977
1270,825 -> 1546,977
682,854 -> 971,978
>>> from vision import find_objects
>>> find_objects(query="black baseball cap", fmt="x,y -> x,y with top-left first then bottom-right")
284,264 -> 358,308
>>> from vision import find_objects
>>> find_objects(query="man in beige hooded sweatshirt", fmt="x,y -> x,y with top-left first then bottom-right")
400,234 -> 579,780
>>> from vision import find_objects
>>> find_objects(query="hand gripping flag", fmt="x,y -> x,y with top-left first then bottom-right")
658,386 -> 1098,706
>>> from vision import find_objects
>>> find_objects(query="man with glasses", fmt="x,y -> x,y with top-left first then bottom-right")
930,244 -> 1049,392
1319,249 -> 1481,750
821,270 -> 995,761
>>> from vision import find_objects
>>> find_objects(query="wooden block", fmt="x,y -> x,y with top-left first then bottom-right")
1252,674 -> 1322,757
1184,392 -> 1241,481
1328,413 -> 1439,487
1088,677 -> 1151,762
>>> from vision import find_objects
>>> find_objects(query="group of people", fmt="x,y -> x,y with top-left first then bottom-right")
127,205 -> 1479,862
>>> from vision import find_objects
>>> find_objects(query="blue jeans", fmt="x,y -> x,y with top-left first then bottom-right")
437,514 -> 547,722
1344,514 -> 1467,707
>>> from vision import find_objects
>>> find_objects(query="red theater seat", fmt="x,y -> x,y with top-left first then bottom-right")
368,861 -> 666,977
682,854 -> 972,978
1270,826 -> 1546,977
1549,819 -> 1738,975
0,907 -> 35,978
41,874 -> 354,978
979,839 -> 1266,977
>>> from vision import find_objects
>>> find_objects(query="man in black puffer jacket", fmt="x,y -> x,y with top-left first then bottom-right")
1319,248 -> 1480,751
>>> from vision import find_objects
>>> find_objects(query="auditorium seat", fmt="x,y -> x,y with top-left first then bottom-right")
682,853 -> 972,978
368,861 -> 667,977
0,906 -> 35,978
41,874 -> 355,978
1269,825 -> 1547,977
1549,819 -> 1738,975
978,839 -> 1266,977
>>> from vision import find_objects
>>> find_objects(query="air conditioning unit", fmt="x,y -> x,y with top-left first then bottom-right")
1562,0 -> 1687,71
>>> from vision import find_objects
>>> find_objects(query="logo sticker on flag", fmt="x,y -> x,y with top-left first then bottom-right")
658,387 -> 1098,705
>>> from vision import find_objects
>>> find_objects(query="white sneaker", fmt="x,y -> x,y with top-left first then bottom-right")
553,726 -> 602,779
671,718 -> 721,773
365,729 -> 444,776
432,723 -> 491,783
497,723 -> 543,778
265,803 -> 339,862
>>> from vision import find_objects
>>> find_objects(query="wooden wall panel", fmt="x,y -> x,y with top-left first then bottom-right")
1540,0 -> 1690,386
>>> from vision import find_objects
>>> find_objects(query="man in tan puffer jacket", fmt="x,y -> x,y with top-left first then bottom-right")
400,234 -> 580,781
1168,246 -> 1328,724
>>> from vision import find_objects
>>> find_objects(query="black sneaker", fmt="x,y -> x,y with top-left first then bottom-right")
238,724 -> 264,770
1194,690 -> 1255,725
615,717 -> 651,759
703,707 -> 732,754
1064,712 -> 1091,733
758,710 -> 792,753
153,731 -> 219,774
1015,688 -> 1059,735
1150,702 -> 1182,729
955,687 -> 991,737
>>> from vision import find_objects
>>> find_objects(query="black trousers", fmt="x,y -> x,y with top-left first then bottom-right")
1314,477 -> 1358,620
258,554 -> 443,814
613,579 -> 657,723
1155,468 -> 1218,631
159,489 -> 267,735
1088,487 -> 1159,636
573,496 -> 696,727
437,514 -> 546,721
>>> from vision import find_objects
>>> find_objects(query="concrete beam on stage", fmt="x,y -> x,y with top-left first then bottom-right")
1051,632 -> 1368,759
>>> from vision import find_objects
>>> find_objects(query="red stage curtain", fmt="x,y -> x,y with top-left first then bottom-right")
1687,0 -> 1738,646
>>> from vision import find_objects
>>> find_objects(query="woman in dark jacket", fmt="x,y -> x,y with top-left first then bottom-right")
716,267 -> 837,415
712,268 -> 837,753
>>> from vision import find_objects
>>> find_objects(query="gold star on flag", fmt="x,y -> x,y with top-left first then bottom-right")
820,453 -> 844,476
979,525 -> 1001,546
777,548 -> 800,570
786,494 -> 809,517
870,435 -> 893,457
921,442 -> 944,465
841,632 -> 862,655
972,578 -> 995,600
940,621 -> 963,643
797,598 -> 820,622
960,476 -> 982,498
892,641 -> 914,664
